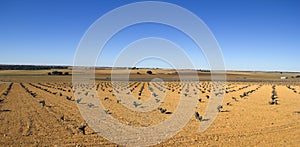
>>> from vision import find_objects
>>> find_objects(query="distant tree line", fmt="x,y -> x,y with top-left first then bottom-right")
0,65 -> 69,70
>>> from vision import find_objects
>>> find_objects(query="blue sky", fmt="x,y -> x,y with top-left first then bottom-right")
0,0 -> 299,71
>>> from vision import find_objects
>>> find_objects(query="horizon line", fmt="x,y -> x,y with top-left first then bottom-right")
0,64 -> 299,73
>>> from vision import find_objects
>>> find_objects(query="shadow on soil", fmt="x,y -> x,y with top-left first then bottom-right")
0,109 -> 11,113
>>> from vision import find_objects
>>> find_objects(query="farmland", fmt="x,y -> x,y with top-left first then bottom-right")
0,69 -> 299,146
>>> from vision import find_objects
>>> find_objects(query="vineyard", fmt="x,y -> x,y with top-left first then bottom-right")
0,78 -> 299,146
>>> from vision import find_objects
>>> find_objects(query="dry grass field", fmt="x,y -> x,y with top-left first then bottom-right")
0,69 -> 299,146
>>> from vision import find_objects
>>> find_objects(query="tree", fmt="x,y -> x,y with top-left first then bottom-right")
51,71 -> 63,75
146,70 -> 153,75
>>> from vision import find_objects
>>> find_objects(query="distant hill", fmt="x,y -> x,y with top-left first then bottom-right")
0,65 -> 69,70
